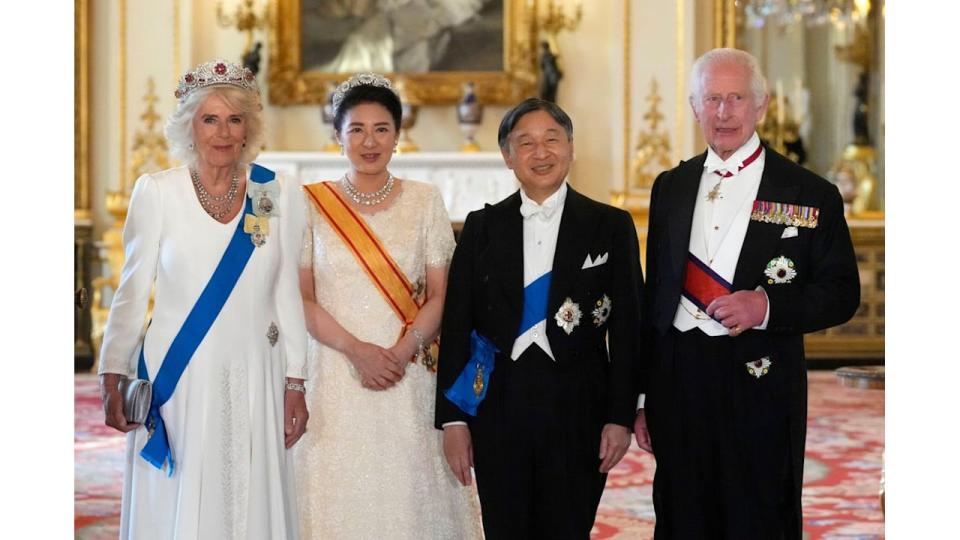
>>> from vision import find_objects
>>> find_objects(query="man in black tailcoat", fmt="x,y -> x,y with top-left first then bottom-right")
634,48 -> 861,539
435,98 -> 644,539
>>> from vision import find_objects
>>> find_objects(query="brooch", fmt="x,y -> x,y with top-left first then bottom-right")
751,200 -> 819,228
473,363 -> 485,397
267,322 -> 279,347
248,179 -> 281,218
764,256 -> 797,284
746,357 -> 772,379
555,297 -> 582,335
592,294 -> 612,327
244,214 -> 270,247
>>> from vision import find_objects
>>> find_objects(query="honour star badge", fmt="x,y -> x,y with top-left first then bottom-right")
764,256 -> 797,284
555,297 -> 582,335
746,357 -> 772,378
592,294 -> 612,327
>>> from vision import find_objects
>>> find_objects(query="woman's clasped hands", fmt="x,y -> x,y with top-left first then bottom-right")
347,340 -> 407,390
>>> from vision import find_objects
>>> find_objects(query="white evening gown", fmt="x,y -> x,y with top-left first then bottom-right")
296,180 -> 483,539
98,165 -> 307,540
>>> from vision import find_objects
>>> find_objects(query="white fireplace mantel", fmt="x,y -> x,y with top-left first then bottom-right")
257,151 -> 519,222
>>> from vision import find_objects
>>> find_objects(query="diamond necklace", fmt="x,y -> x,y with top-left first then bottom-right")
341,173 -> 394,206
191,167 -> 240,220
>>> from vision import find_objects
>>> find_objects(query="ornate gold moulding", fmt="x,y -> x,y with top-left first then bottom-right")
267,0 -> 538,105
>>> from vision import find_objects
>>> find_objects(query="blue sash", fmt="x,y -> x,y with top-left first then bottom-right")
137,164 -> 275,475
517,272 -> 551,336
443,330 -> 499,416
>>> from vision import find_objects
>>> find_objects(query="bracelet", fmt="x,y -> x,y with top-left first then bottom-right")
285,382 -> 306,393
409,328 -> 426,354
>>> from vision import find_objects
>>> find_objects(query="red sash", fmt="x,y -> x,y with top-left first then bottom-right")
681,253 -> 732,314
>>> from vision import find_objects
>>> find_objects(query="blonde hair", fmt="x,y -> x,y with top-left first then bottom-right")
164,86 -> 265,166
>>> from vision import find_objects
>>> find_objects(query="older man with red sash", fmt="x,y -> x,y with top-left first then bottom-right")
634,48 -> 860,539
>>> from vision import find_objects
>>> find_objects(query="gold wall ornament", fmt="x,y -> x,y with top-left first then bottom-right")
217,0 -> 272,56
91,78 -> 169,368
628,79 -> 673,191
267,0 -> 538,105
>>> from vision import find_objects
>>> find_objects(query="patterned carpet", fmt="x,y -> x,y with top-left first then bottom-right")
75,370 -> 884,539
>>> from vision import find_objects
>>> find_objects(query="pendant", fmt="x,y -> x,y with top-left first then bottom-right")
473,363 -> 485,397
706,180 -> 723,202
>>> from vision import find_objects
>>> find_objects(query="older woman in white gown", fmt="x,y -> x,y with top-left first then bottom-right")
98,59 -> 308,540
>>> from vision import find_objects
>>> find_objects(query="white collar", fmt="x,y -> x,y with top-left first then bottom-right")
519,181 -> 568,220
704,132 -> 762,174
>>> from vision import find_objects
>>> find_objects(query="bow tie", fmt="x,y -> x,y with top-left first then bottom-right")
705,143 -> 764,178
520,199 -> 559,220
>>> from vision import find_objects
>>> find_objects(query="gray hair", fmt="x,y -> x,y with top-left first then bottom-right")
688,48 -> 767,109
164,86 -> 265,166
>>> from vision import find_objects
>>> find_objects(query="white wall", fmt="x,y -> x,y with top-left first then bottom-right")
88,0 -> 704,234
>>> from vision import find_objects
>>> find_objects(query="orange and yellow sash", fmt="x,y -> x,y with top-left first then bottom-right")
304,181 -> 438,369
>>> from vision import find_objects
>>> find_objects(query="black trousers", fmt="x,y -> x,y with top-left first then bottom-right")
470,346 -> 609,540
646,328 -> 801,540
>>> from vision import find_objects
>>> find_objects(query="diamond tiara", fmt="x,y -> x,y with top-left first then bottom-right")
175,59 -> 259,102
331,73 -> 399,115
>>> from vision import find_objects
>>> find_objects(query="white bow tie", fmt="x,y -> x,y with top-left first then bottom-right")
520,199 -> 558,220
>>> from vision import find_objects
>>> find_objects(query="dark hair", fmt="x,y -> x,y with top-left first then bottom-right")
497,98 -> 573,150
333,85 -> 403,133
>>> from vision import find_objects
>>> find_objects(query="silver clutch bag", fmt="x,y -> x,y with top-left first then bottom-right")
117,376 -> 152,425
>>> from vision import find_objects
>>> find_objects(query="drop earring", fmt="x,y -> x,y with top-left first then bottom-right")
188,142 -> 195,150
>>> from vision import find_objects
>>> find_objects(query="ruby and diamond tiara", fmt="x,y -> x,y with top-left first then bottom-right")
331,72 -> 398,114
175,59 -> 259,102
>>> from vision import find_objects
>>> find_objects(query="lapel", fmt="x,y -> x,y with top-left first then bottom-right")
487,191 -> 525,317
665,153 -> 707,280
547,188 -> 599,323
731,147 -> 801,290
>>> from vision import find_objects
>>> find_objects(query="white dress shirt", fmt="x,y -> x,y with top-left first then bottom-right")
510,182 -> 568,361
672,132 -> 770,336
443,182 -> 568,428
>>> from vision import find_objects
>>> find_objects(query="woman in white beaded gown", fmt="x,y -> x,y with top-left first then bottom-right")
295,73 -> 483,539
98,59 -> 308,539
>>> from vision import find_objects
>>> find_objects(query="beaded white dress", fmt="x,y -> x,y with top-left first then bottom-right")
296,179 -> 483,539
98,165 -> 307,540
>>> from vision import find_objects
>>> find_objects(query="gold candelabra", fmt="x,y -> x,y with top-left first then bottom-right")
537,0 -> 583,55
216,0 -> 271,55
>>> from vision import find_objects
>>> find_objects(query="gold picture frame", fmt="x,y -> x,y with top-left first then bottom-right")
267,0 -> 538,105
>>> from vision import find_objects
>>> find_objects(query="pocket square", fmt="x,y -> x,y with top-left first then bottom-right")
781,226 -> 799,239
582,252 -> 609,270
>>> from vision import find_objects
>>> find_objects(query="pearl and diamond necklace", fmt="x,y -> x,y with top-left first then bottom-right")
340,173 -> 394,206
191,167 -> 240,220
